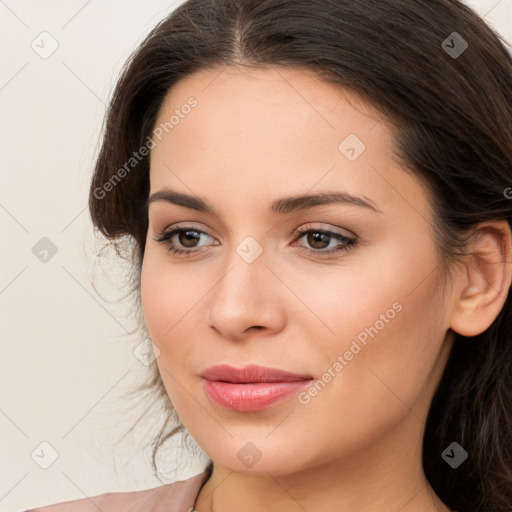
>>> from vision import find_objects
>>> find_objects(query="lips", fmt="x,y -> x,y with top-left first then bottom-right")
200,364 -> 314,412
200,364 -> 313,383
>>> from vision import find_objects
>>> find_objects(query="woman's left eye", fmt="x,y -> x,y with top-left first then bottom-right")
153,224 -> 358,257
292,226 -> 358,256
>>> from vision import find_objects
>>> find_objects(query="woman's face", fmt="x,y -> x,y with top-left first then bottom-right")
141,65 -> 457,476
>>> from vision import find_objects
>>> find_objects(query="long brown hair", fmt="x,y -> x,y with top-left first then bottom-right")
88,1 -> 512,510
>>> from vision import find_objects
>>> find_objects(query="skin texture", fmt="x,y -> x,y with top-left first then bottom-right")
140,65 -> 511,512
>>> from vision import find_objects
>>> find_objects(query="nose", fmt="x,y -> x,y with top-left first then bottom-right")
207,246 -> 286,342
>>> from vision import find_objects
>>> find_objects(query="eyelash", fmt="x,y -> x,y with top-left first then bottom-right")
153,223 -> 358,258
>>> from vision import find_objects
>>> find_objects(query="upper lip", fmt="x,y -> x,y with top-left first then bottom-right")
200,364 -> 314,383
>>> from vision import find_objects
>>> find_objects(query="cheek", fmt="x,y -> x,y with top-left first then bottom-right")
300,246 -> 444,418
297,235 -> 441,342
140,253 -> 201,410
140,251 -> 206,343
140,258 -> 172,341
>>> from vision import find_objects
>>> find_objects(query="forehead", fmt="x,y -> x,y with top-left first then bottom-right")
148,65 -> 431,224
154,65 -> 386,145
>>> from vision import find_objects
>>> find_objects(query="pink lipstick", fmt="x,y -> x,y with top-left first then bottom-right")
201,364 -> 313,412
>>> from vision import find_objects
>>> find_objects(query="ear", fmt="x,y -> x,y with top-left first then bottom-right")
449,220 -> 512,337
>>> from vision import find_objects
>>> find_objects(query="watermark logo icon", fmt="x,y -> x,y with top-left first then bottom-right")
442,442 -> 468,469
237,442 -> 262,468
442,32 -> 468,59
32,237 -> 58,263
338,134 -> 366,162
31,441 -> 59,469
236,236 -> 263,264
31,31 -> 59,59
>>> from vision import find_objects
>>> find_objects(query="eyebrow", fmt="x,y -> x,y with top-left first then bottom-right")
145,188 -> 382,215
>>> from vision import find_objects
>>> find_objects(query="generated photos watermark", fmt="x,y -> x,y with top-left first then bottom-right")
93,96 -> 198,200
298,301 -> 403,405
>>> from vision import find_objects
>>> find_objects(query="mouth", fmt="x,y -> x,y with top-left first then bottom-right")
200,364 -> 314,412
200,364 -> 314,383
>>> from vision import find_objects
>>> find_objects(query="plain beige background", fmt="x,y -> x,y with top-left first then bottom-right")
1,1 -> 511,511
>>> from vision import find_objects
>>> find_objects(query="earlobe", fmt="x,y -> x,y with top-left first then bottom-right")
449,220 -> 512,338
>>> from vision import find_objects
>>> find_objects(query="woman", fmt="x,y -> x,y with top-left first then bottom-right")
27,0 -> 512,510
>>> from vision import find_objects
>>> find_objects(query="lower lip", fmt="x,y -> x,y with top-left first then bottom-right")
202,378 -> 312,412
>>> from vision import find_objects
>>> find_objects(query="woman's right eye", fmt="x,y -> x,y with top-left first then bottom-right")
153,226 -> 216,255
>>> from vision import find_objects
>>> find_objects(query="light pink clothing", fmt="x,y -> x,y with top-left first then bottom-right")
25,471 -> 210,512
24,471 -> 461,511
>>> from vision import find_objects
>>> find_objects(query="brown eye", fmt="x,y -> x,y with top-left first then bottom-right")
305,231 -> 331,250
293,226 -> 358,257
153,226 -> 217,255
176,229 -> 202,248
